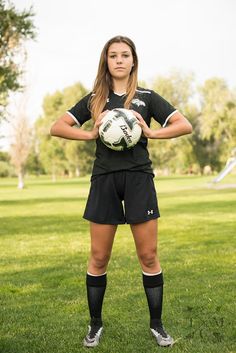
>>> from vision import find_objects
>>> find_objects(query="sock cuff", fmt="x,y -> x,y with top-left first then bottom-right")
143,272 -> 164,288
86,273 -> 107,287
142,270 -> 162,276
87,271 -> 107,277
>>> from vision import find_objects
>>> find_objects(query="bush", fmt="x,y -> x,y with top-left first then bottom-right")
0,161 -> 13,177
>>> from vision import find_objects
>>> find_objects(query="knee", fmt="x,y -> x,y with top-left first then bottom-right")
91,251 -> 110,269
139,249 -> 157,269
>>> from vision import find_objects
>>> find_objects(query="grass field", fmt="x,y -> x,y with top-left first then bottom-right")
0,175 -> 235,353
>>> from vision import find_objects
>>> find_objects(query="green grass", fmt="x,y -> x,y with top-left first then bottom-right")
0,174 -> 235,353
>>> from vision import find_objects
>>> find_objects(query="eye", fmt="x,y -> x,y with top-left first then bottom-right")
109,55 -> 116,59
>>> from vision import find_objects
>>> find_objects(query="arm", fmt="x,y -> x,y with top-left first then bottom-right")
50,112 -> 107,141
132,111 -> 192,139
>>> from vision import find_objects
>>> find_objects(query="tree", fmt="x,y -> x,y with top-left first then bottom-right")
9,101 -> 32,188
0,0 -> 35,120
35,82 -> 94,179
198,78 -> 236,169
64,129 -> 95,177
25,138 -> 45,176
0,150 -> 12,176
149,71 -> 196,174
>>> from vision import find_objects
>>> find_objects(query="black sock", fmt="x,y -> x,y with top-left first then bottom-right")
142,272 -> 164,328
86,273 -> 107,326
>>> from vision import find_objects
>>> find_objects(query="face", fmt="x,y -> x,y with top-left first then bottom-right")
107,42 -> 134,80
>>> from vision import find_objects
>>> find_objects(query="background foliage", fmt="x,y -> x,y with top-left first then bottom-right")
0,0 -> 35,118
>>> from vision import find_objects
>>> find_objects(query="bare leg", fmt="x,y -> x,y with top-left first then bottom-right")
130,219 -> 161,273
87,222 -> 117,274
130,219 -> 174,346
84,222 -> 118,347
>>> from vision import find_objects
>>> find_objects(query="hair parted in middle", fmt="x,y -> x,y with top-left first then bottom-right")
90,35 -> 138,120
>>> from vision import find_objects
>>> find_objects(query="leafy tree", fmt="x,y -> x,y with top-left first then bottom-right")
25,148 -> 45,176
0,0 -> 35,119
64,126 -> 95,177
0,150 -> 9,162
198,78 -> 236,169
0,150 -> 12,176
35,82 -> 94,179
149,71 -> 195,174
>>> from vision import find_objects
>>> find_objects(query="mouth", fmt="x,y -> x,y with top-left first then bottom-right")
115,67 -> 125,70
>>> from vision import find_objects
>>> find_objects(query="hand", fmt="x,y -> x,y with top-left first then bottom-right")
94,110 -> 109,129
131,110 -> 154,138
90,110 -> 110,139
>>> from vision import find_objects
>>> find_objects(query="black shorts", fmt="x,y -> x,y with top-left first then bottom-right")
83,171 -> 160,225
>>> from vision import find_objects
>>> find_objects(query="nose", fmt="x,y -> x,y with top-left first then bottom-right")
116,55 -> 123,64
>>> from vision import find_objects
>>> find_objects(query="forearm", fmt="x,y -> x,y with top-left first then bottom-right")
50,121 -> 95,141
150,120 -> 192,139
132,110 -> 192,140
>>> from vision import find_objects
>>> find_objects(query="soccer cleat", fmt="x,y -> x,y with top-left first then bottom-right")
150,323 -> 174,347
83,321 -> 103,348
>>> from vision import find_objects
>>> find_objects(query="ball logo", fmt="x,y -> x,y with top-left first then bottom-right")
99,108 -> 142,151
120,125 -> 132,144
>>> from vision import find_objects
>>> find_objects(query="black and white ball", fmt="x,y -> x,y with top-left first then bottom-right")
99,108 -> 142,151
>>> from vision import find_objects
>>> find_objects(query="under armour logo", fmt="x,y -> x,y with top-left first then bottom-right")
147,210 -> 154,215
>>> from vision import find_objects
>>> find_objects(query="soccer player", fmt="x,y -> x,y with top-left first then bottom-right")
50,35 -> 192,348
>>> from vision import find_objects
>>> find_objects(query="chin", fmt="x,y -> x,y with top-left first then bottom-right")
112,73 -> 129,80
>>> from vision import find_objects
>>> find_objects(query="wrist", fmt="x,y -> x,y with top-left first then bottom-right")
146,129 -> 157,139
149,129 -> 164,139
88,129 -> 98,140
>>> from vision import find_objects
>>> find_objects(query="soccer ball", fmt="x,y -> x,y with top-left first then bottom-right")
99,108 -> 142,151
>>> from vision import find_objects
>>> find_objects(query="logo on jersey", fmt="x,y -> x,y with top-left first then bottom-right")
131,98 -> 146,107
147,210 -> 154,215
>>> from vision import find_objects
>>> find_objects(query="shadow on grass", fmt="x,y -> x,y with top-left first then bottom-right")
162,198 -> 236,215
159,186 -> 236,199
0,196 -> 87,206
0,178 -> 90,187
0,214 -> 89,237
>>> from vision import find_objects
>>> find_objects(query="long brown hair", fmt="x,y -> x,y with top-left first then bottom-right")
90,35 -> 138,120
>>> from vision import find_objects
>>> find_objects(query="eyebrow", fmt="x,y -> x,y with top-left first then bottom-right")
108,51 -> 130,54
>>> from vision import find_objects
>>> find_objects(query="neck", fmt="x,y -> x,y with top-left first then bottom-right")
112,78 -> 128,94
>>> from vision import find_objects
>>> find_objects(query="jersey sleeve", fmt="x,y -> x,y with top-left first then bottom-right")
150,90 -> 178,127
67,93 -> 92,126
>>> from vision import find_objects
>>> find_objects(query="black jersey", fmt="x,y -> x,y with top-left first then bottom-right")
67,87 -> 177,176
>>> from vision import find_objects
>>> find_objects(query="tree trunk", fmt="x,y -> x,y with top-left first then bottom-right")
18,170 -> 24,189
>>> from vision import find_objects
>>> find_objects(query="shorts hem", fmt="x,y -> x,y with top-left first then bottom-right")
83,215 -> 160,225
83,215 -> 126,225
126,215 -> 160,224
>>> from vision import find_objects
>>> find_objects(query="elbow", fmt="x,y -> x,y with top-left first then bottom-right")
188,122 -> 193,134
183,120 -> 193,135
50,126 -> 55,136
50,122 -> 57,136
186,121 -> 193,134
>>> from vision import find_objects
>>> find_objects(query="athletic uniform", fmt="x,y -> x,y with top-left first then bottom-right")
66,87 -> 177,348
67,87 -> 177,224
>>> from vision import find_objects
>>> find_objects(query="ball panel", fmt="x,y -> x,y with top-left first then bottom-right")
99,109 -> 142,151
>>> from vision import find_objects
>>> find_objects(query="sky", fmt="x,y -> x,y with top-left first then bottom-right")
1,0 -> 236,149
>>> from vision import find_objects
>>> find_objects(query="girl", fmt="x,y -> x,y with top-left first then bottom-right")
50,35 -> 192,348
